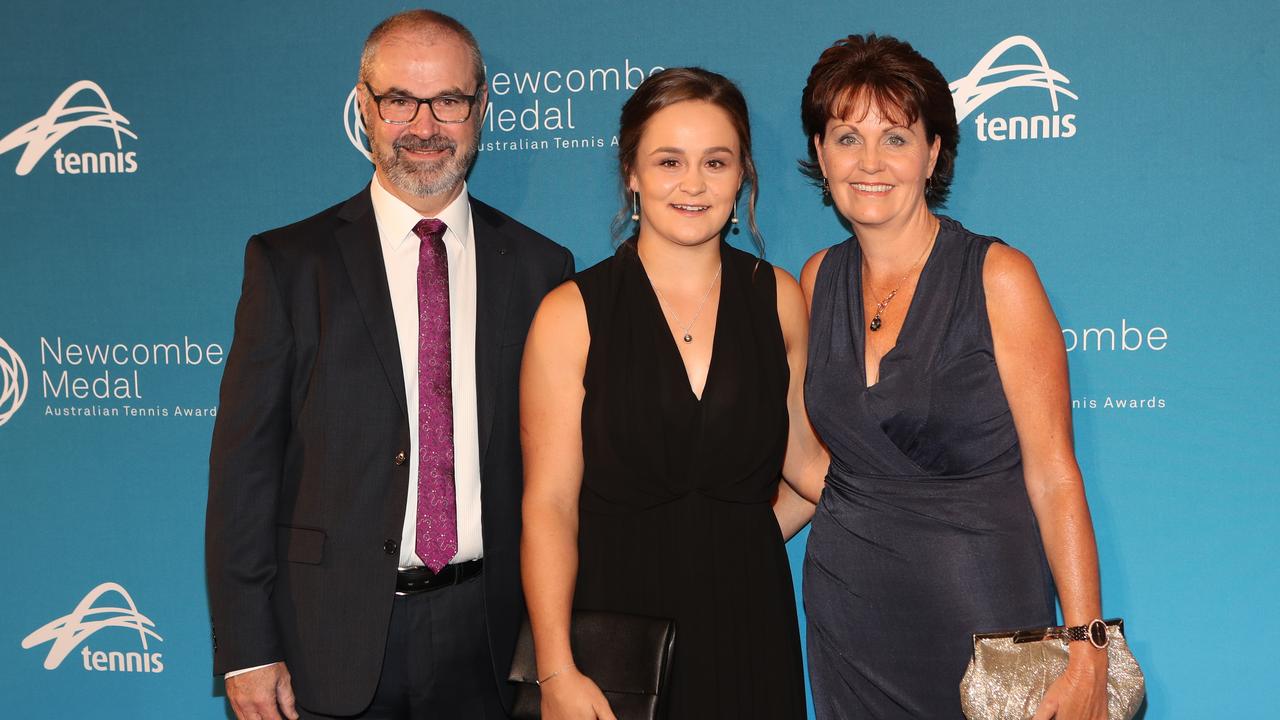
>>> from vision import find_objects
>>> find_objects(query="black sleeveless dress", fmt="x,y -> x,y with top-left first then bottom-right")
573,242 -> 806,720
803,218 -> 1056,719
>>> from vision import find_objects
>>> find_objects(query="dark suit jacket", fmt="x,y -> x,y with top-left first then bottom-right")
206,187 -> 573,715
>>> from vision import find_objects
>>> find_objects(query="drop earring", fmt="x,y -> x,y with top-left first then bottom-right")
822,177 -> 830,199
730,203 -> 739,224
631,191 -> 640,222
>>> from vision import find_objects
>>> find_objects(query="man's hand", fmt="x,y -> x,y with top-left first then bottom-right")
225,662 -> 299,720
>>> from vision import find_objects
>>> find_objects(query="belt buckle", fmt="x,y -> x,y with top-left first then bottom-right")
394,560 -> 478,596
394,566 -> 438,596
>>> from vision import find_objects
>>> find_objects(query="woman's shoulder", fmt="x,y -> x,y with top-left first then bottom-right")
800,236 -> 857,300
720,240 -> 768,271
772,265 -> 807,340
536,277 -> 586,317
800,248 -> 829,297
804,235 -> 859,272
719,242 -> 782,297
935,214 -> 1030,263
938,215 -> 1011,255
571,245 -> 635,297
935,217 -> 1043,309
982,243 -> 1040,305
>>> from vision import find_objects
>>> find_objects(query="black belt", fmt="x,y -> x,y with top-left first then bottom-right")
395,559 -> 483,595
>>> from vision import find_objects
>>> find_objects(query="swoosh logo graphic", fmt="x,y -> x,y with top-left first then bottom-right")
950,35 -> 1077,122
21,582 -> 163,669
0,80 -> 138,176
0,337 -> 28,428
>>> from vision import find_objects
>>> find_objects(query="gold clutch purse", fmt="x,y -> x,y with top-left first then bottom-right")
960,618 -> 1144,720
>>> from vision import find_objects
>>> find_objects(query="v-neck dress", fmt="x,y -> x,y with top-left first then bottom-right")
572,242 -> 806,720
803,217 -> 1056,719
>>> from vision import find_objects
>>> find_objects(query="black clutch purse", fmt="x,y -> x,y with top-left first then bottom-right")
507,610 -> 676,720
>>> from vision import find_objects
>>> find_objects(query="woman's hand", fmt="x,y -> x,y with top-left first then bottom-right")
540,667 -> 617,720
1033,647 -> 1109,720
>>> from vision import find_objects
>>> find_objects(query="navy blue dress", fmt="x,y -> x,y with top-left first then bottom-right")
803,218 -> 1056,718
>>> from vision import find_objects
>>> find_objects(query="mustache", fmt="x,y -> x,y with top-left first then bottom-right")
393,134 -> 457,154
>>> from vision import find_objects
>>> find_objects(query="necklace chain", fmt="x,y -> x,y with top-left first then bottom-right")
650,263 -> 722,343
865,227 -> 937,332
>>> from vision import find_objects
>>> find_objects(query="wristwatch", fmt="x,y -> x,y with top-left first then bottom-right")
1065,618 -> 1110,649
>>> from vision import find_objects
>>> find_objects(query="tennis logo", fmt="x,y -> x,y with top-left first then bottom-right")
0,80 -> 139,176
21,582 -> 164,673
344,88 -> 373,161
950,35 -> 1078,142
0,337 -> 27,427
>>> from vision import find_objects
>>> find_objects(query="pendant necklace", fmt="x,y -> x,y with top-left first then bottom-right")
651,263 -> 722,343
866,229 -> 937,332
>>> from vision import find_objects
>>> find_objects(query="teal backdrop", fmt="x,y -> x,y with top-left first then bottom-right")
2,1 -> 1276,717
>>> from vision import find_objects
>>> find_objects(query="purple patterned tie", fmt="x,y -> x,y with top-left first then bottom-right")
413,218 -> 457,572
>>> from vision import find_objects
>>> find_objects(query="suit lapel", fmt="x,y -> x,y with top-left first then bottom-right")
335,188 -> 409,422
472,199 -> 515,471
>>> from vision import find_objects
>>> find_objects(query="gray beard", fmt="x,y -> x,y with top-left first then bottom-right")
374,131 -> 478,199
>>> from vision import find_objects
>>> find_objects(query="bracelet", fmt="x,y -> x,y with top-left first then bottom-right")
536,663 -> 575,686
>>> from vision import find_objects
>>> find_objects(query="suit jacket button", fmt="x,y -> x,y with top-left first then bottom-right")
394,451 -> 407,466
384,540 -> 399,555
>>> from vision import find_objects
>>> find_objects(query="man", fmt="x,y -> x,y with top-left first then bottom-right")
206,10 -> 572,719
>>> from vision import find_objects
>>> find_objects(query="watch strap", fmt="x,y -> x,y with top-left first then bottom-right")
1065,618 -> 1109,649
1064,624 -> 1091,642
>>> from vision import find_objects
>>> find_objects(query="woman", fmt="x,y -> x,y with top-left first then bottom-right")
799,35 -> 1109,719
521,67 -> 827,720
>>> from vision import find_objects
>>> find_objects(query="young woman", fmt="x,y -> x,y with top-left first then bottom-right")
520,68 -> 827,720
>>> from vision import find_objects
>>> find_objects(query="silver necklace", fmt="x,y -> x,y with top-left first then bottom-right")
650,263 -> 722,343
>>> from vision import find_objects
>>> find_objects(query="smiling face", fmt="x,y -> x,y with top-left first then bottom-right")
815,99 -> 940,233
360,31 -> 485,212
628,100 -> 743,249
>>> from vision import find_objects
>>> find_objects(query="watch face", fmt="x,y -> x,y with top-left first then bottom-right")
1088,619 -> 1109,648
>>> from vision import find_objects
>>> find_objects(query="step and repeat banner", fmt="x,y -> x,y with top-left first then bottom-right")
2,1 -> 1275,717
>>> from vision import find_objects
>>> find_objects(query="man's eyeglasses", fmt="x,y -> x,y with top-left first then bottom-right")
364,82 -> 483,124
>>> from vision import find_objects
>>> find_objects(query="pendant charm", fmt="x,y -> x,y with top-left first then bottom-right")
683,333 -> 693,343
869,314 -> 882,332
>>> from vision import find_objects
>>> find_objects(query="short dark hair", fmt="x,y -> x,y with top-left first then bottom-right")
359,10 -> 486,89
615,67 -> 763,253
800,34 -> 958,207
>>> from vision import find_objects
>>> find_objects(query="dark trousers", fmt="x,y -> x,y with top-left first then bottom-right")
300,574 -> 506,720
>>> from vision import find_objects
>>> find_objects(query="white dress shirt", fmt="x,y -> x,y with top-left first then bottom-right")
224,178 -> 486,678
369,174 -> 484,568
